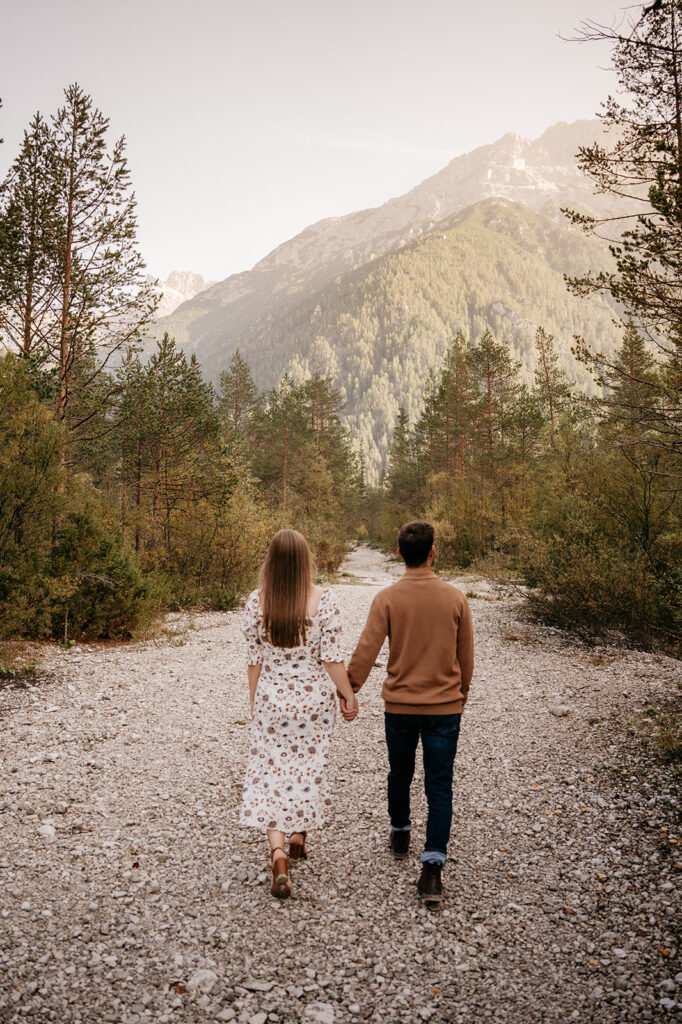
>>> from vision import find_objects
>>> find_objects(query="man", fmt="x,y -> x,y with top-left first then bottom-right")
345,520 -> 474,906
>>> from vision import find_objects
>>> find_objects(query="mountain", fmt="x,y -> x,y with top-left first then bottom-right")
147,270 -> 215,319
151,120 -> 625,479
239,198 -> 620,478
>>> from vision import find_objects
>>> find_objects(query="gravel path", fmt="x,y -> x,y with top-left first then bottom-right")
1,546 -> 680,1024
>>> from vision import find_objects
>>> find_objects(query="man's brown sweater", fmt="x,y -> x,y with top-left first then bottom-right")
347,569 -> 474,715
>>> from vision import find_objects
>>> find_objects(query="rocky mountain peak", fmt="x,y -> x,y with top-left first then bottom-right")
147,270 -> 215,320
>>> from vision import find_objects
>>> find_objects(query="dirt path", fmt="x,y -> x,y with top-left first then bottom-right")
0,546 -> 680,1024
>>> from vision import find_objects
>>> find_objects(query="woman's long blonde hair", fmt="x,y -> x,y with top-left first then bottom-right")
260,529 -> 314,648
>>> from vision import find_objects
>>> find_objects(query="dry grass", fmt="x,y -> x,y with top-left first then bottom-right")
589,652 -> 621,667
0,641 -> 39,684
632,701 -> 682,765
502,632 -> 537,646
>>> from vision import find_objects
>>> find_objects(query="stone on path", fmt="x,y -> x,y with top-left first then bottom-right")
303,1004 -> 335,1024
243,979 -> 274,992
187,968 -> 218,994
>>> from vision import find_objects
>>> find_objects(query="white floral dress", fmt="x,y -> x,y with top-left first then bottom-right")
239,588 -> 342,832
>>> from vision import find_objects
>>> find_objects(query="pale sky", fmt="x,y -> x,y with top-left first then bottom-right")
1,0 -> 627,281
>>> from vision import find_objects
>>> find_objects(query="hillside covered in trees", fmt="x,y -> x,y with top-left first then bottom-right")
243,198 -> 621,480
152,119 -> 627,480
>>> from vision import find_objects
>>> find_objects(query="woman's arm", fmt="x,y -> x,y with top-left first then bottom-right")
247,664 -> 261,717
323,661 -> 358,720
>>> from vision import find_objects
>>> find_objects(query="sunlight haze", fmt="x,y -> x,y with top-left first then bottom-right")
2,0 -> 622,279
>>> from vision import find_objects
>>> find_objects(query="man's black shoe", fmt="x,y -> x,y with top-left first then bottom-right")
417,862 -> 443,907
389,829 -> 410,859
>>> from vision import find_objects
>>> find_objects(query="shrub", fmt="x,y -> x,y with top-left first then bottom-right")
50,504 -> 169,640
520,491 -> 682,652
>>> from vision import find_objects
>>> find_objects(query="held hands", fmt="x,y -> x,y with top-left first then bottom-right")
339,692 -> 359,723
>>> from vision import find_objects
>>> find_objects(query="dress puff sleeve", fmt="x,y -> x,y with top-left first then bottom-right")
318,589 -> 343,663
241,590 -> 264,666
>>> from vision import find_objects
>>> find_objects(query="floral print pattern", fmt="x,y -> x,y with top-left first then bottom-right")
239,587 -> 342,832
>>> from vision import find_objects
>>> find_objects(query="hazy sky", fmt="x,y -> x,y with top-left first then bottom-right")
1,0 -> 626,281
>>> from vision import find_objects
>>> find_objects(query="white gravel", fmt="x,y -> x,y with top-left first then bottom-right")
0,545 -> 680,1023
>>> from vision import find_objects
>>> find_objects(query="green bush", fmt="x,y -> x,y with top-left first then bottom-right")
208,585 -> 240,611
50,504 -> 169,640
520,491 -> 682,652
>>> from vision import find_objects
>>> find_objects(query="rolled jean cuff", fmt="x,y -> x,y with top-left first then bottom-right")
391,823 -> 411,832
421,850 -> 446,867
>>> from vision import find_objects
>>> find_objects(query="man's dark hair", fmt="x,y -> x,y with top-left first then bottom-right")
398,520 -> 434,568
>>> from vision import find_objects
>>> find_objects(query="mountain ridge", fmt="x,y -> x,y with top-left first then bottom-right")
148,120 -> 625,480
233,196 -> 620,479
147,270 -> 215,319
154,118 -> 618,356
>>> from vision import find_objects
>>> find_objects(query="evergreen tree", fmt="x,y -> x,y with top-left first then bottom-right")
48,84 -> 158,427
218,349 -> 259,441
0,114 -> 59,356
533,327 -> 570,449
385,407 -> 417,509
567,4 -> 682,458
115,349 -> 155,552
251,376 -> 311,508
509,385 -> 543,513
432,333 -> 477,493
469,330 -> 522,546
301,371 -> 354,488
115,335 -> 219,555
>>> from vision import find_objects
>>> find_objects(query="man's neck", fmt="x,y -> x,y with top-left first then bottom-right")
403,563 -> 433,577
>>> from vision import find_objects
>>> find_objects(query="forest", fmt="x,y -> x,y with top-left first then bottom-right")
0,5 -> 680,653
374,8 -> 682,651
0,85 -> 361,640
220,198 -> 623,481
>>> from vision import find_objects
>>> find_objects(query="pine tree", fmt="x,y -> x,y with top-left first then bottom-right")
509,385 -> 543,512
218,349 -> 259,441
115,349 -> 151,552
566,5 -> 682,458
386,407 -> 417,509
48,84 -> 158,427
468,331 -> 523,548
533,327 -> 570,449
600,327 -> 661,441
251,376 -> 311,508
469,331 -> 522,494
593,327 -> 679,561
0,114 -> 59,356
433,333 -> 477,493
301,371 -> 354,488
115,335 -> 219,555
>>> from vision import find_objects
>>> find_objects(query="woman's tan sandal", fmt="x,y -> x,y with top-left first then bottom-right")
270,848 -> 291,899
289,831 -> 308,862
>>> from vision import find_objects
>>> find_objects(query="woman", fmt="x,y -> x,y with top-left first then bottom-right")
239,529 -> 358,898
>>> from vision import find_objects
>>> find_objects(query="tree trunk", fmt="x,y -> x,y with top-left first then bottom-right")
21,163 -> 39,354
282,438 -> 288,508
135,449 -> 142,553
671,7 -> 682,187
57,112 -> 78,427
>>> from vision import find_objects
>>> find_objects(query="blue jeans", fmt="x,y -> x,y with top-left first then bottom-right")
384,712 -> 461,866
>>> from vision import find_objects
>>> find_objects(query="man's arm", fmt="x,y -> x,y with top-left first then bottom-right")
457,596 -> 474,706
347,594 -> 389,693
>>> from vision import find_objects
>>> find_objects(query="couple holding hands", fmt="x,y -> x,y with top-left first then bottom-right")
239,521 -> 474,907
